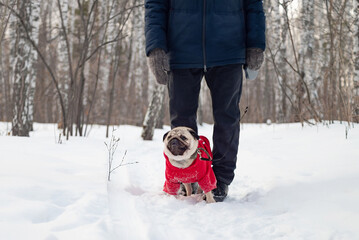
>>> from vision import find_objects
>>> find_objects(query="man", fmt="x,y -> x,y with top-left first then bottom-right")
145,0 -> 266,202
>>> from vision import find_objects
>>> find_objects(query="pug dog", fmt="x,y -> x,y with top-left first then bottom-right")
163,127 -> 216,203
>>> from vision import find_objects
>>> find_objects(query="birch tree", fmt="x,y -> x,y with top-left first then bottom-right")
278,0 -> 290,121
11,0 -> 40,136
141,83 -> 166,140
0,0 -> 12,121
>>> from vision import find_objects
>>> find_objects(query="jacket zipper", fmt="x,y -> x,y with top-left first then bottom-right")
202,0 -> 207,72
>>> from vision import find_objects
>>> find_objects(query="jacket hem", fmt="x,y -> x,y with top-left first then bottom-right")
170,58 -> 245,70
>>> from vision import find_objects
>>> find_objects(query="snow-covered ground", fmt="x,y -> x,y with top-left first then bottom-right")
0,122 -> 358,240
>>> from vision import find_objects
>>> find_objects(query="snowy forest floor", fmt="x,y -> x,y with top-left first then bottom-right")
0,122 -> 358,240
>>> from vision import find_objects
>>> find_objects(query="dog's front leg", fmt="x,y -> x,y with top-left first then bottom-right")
183,183 -> 192,196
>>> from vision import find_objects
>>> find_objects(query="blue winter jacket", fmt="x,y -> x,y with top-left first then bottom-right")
145,0 -> 266,70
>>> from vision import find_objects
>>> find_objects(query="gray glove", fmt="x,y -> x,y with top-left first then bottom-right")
245,48 -> 264,80
246,48 -> 264,70
148,48 -> 171,85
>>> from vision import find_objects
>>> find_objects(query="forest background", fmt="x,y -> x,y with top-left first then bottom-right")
0,0 -> 358,138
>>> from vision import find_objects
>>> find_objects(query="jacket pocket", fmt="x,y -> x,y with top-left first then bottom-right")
170,0 -> 200,13
214,0 -> 243,15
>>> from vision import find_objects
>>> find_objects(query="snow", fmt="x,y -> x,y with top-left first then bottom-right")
0,122 -> 358,240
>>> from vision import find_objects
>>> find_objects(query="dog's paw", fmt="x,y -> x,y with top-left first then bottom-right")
204,192 -> 216,203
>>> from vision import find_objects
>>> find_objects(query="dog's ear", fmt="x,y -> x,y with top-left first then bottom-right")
163,131 -> 170,142
188,129 -> 200,140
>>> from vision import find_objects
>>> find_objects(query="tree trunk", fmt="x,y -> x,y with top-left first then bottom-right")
197,92 -> 203,126
155,98 -> 165,129
12,0 -> 39,136
142,84 -> 166,140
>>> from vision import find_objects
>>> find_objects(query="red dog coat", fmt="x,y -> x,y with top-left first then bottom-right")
163,136 -> 217,195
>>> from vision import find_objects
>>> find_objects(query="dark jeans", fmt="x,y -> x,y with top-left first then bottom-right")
167,64 -> 243,185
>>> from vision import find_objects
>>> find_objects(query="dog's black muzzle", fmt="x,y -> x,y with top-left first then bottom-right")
167,138 -> 188,156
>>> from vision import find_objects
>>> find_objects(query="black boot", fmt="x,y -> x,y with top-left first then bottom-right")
212,182 -> 229,202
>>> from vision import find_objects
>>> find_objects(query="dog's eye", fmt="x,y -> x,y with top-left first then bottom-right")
180,136 -> 187,141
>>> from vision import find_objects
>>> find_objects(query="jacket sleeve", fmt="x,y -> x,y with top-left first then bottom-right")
244,0 -> 266,51
145,0 -> 169,56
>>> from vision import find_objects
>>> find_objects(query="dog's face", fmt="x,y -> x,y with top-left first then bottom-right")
163,127 -> 199,161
